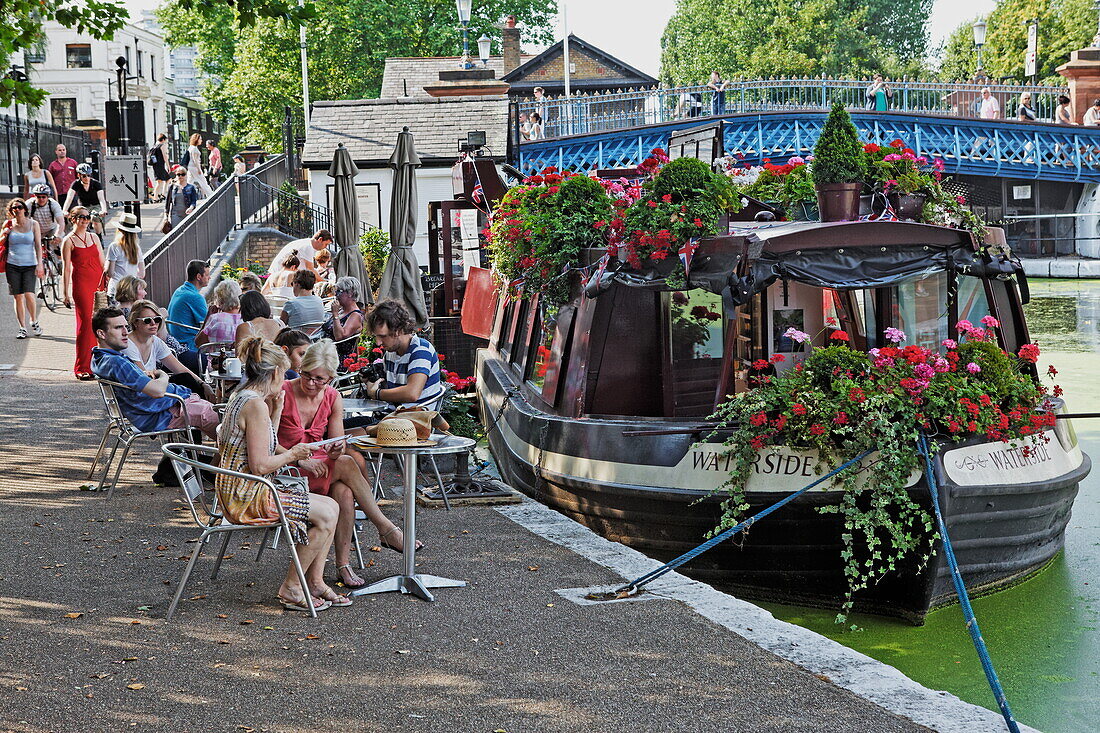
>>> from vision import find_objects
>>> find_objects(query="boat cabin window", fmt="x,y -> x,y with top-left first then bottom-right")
526,306 -> 575,406
666,290 -> 726,418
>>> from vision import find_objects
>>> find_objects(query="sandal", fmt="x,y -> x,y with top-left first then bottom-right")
380,525 -> 424,554
76,372 -> 95,381
336,563 -> 367,589
313,587 -> 353,607
277,594 -> 331,613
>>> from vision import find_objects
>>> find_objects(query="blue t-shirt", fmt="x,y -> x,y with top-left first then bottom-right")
91,347 -> 192,432
167,281 -> 207,349
383,334 -> 444,408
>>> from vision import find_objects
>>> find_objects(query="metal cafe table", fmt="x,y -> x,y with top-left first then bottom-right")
349,433 -> 475,601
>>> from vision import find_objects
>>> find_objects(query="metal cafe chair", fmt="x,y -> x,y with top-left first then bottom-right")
161,443 -> 319,620
92,378 -> 193,499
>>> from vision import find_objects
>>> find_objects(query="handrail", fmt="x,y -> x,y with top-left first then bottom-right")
518,78 -> 1069,140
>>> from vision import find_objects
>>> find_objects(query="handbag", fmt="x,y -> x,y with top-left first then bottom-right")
0,219 -> 12,274
160,217 -> 172,235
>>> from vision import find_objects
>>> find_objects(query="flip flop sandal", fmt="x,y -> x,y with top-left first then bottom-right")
278,595 -> 331,613
336,563 -> 367,589
317,590 -> 353,608
379,526 -> 424,554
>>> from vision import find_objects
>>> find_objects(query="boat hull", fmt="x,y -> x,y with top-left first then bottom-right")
478,354 -> 1090,624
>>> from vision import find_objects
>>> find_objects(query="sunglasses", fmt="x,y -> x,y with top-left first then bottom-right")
137,316 -> 163,326
176,173 -> 188,177
75,215 -> 91,220
11,205 -> 26,211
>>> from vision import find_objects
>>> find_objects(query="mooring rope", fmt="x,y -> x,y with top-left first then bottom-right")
613,450 -> 873,594
918,431 -> 1020,733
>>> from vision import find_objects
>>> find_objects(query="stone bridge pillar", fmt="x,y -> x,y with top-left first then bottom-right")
1057,48 -> 1100,124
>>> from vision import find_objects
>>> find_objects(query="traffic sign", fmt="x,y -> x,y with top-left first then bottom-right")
104,154 -> 146,203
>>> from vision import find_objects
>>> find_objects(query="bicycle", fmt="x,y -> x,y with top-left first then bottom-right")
38,236 -> 63,312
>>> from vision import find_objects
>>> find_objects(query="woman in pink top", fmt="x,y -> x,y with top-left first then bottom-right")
276,339 -> 419,588
195,279 -> 242,346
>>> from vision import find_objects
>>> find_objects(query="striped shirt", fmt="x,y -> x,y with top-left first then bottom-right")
384,334 -> 445,409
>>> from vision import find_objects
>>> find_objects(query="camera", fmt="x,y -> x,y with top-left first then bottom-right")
357,360 -> 386,384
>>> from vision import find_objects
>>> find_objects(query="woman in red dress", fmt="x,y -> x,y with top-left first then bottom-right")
62,206 -> 105,379
276,339 -> 417,588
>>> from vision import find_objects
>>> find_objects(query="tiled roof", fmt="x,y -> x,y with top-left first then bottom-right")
302,96 -> 510,167
381,56 -> 534,98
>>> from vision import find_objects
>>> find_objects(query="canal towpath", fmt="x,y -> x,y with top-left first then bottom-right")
0,286 -> 1027,731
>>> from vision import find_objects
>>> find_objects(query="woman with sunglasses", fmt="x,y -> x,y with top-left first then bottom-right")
162,166 -> 197,232
2,198 -> 44,339
277,339 -> 418,589
123,299 -> 212,397
61,206 -> 104,379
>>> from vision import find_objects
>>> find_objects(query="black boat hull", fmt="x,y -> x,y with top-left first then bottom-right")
478,354 -> 1090,624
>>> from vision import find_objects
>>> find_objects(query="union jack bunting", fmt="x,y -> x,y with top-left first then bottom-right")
679,238 -> 699,278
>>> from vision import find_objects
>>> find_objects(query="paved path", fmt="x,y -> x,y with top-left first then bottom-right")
0,305 -> 935,732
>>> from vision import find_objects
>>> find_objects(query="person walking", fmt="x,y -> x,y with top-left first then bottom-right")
2,198 -> 44,339
1017,92 -> 1037,121
232,154 -> 247,177
149,134 -> 171,202
162,167 -> 198,230
205,139 -> 222,188
866,74 -> 892,111
1056,95 -> 1074,125
528,112 -> 544,141
47,144 -> 78,200
1084,99 -> 1100,126
104,212 -> 145,296
979,87 -> 1001,119
62,163 -> 108,236
23,154 -> 57,200
185,133 -> 213,198
61,206 -> 105,379
707,71 -> 727,116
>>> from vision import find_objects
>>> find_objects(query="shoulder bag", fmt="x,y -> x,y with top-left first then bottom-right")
160,185 -> 174,235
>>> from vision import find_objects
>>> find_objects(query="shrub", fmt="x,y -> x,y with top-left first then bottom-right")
358,228 -> 390,294
812,103 -> 865,185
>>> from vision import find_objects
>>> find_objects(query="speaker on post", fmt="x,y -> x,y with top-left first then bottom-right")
105,100 -> 147,148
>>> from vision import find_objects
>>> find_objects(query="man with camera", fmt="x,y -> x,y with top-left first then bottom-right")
363,299 -> 444,410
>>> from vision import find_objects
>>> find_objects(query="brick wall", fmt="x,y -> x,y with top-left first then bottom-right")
233,231 -> 294,271
533,48 -> 620,81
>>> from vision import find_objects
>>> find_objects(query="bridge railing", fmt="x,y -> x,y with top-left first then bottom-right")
520,79 -> 1069,140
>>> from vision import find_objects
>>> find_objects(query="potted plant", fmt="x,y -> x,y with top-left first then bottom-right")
725,155 -> 817,220
812,102 -> 865,221
867,139 -> 938,220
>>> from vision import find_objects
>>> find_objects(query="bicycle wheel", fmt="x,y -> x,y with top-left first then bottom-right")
39,256 -> 62,311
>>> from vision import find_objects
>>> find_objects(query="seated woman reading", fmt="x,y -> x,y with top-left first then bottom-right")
276,339 -> 420,589
216,337 -> 347,612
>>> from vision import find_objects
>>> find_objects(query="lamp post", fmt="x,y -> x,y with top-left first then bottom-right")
456,0 -> 472,69
477,34 -> 491,67
972,20 -> 987,76
7,65 -> 26,127
115,55 -> 130,155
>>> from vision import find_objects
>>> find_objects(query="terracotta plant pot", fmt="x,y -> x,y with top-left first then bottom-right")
887,192 -> 928,221
815,182 -> 862,222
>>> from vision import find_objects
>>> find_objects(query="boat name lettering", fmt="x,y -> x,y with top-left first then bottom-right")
985,442 -> 1052,471
692,449 -> 815,477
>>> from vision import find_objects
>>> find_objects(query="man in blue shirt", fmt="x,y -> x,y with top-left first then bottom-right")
167,260 -> 210,350
91,307 -> 220,441
364,299 -> 444,409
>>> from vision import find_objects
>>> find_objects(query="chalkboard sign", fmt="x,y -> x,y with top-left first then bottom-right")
422,274 -> 446,291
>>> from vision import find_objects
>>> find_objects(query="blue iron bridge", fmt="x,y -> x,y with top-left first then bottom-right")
517,111 -> 1100,184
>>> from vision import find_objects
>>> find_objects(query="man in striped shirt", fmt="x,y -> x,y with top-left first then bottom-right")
365,299 -> 444,409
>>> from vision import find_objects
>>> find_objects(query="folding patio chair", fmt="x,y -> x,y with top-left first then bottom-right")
161,443 -> 318,620
92,379 -> 193,499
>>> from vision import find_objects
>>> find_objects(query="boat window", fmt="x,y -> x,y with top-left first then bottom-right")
498,299 -> 517,358
512,296 -> 539,373
507,298 -> 530,366
666,290 -> 725,418
958,276 -> 993,331
895,273 -> 950,350
527,306 -> 574,405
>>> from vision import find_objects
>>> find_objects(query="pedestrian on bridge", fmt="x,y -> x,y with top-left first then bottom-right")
979,87 -> 1000,119
708,71 -> 727,115
866,74 -> 892,112
1056,95 -> 1074,125
1017,93 -> 1037,121
1083,99 -> 1100,126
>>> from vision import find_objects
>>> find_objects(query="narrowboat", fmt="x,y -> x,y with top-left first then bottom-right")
467,219 -> 1091,623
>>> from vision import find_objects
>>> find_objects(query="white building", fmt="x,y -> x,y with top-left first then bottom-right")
10,21 -> 168,149
139,11 -> 202,100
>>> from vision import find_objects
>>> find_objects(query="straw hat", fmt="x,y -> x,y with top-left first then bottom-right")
359,418 -> 436,448
116,212 -> 141,234
380,410 -> 437,440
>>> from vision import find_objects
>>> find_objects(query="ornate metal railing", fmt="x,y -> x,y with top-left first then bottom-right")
518,79 -> 1069,140
517,111 -> 1100,184
0,114 -> 93,194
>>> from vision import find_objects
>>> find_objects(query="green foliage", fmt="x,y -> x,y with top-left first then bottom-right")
276,180 -> 313,235
936,1 -> 1095,82
812,103 -> 865,185
2,0 -> 128,106
158,0 -> 559,149
660,0 -> 933,84
358,228 -> 390,294
709,326 -> 1050,621
441,394 -> 480,440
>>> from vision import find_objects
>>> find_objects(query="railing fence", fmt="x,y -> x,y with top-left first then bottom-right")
0,114 -> 94,194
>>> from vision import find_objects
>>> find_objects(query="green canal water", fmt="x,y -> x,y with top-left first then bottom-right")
758,279 -> 1100,732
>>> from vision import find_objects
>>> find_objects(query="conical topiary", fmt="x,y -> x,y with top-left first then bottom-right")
812,102 -> 865,185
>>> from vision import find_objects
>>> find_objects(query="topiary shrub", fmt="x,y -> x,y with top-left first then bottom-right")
812,102 -> 865,185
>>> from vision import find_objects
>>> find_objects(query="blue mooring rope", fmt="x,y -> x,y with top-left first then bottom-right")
614,450 -> 873,594
918,431 -> 1020,733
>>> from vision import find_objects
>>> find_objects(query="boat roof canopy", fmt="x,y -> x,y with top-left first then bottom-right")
584,220 -> 1021,308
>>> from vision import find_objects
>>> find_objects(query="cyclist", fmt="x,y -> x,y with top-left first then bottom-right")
62,163 -> 108,235
25,184 -> 65,252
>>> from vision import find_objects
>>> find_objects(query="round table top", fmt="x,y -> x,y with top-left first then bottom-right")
342,398 -> 391,415
207,371 -> 242,381
349,433 -> 475,456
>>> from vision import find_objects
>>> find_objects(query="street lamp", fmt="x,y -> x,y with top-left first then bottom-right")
972,20 -> 987,74
115,55 -> 130,154
477,34 -> 491,67
456,0 -> 472,69
7,65 -> 27,126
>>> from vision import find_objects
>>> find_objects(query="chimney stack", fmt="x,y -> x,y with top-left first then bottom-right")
502,15 -> 521,73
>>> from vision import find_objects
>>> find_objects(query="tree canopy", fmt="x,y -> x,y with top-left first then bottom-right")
158,0 -> 559,150
935,0 -> 1096,82
660,0 -> 933,84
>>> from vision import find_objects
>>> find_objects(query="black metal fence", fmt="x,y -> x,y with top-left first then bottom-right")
238,176 -> 374,242
0,114 -> 94,195
144,155 -> 287,305
283,105 -> 307,190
